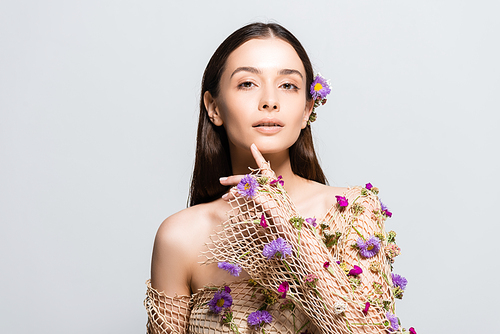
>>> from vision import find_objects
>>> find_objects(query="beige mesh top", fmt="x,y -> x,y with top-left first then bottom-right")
145,176 -> 403,334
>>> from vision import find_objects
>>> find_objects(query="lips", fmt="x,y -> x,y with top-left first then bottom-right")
252,118 -> 284,128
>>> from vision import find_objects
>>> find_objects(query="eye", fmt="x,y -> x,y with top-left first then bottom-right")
238,81 -> 255,89
281,83 -> 299,90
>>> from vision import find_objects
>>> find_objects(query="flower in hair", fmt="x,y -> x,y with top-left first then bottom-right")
263,237 -> 292,260
237,174 -> 259,199
357,235 -> 381,258
218,262 -> 242,277
308,73 -> 331,124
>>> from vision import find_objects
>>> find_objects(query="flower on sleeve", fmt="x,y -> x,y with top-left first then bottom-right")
385,243 -> 401,261
409,327 -> 417,334
348,265 -> 363,276
356,235 -> 381,258
305,217 -> 317,227
362,302 -> 370,315
333,301 -> 347,315
270,175 -> 284,186
218,262 -> 242,277
247,310 -> 273,330
278,281 -> 289,298
304,274 -> 319,288
385,312 -> 399,332
379,198 -> 393,217
365,183 -> 373,190
263,237 -> 292,260
237,174 -> 259,199
391,273 -> 408,290
260,214 -> 268,228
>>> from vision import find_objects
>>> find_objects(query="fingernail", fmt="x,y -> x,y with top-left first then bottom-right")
222,193 -> 228,199
219,177 -> 227,182
251,143 -> 256,150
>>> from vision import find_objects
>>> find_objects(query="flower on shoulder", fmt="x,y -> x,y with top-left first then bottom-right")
237,174 -> 259,199
365,183 -> 373,190
305,217 -> 317,227
385,243 -> 401,260
209,288 -> 233,314
335,195 -> 349,208
362,301 -> 370,315
333,301 -> 347,315
409,327 -> 417,334
323,261 -> 330,268
263,237 -> 292,260
369,261 -> 381,273
348,265 -> 363,276
356,235 -> 381,258
279,298 -> 295,311
260,213 -> 268,228
304,274 -> 319,288
387,230 -> 397,243
247,310 -> 273,330
217,262 -> 242,277
278,281 -> 289,298
385,311 -> 399,332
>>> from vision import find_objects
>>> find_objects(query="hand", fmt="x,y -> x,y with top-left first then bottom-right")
219,143 -> 276,201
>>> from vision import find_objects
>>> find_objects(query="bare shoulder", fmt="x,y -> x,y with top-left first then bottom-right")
151,199 -> 228,295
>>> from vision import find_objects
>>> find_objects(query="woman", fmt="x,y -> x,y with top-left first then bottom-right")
145,23 -> 410,334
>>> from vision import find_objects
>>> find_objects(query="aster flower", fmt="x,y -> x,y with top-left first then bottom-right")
391,273 -> 408,290
270,175 -> 284,186
310,74 -> 331,100
263,237 -> 292,260
260,214 -> 268,228
218,262 -> 241,277
237,174 -> 259,199
305,217 -> 317,227
335,195 -> 349,207
409,327 -> 417,334
379,198 -> 393,217
247,310 -> 273,329
385,312 -> 399,332
362,302 -> 370,315
278,281 -> 289,298
348,265 -> 363,276
356,235 -> 381,258
209,289 -> 233,314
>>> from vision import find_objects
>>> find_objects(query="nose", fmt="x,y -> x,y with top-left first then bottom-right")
259,88 -> 280,112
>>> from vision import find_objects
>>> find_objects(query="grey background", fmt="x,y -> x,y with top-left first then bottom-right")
1,1 -> 498,333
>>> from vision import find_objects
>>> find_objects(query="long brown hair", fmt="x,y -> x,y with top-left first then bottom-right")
189,23 -> 327,206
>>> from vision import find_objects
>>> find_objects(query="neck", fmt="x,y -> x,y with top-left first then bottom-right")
230,144 -> 305,198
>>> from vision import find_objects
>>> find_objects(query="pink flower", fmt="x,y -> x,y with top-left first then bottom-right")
270,175 -> 284,186
278,281 -> 289,298
260,214 -> 267,228
305,218 -> 317,227
348,265 -> 363,276
362,302 -> 370,315
409,327 -> 417,334
335,195 -> 348,207
365,183 -> 373,190
323,261 -> 330,268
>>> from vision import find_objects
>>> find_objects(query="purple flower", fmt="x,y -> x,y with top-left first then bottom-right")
324,261 -> 330,268
263,237 -> 292,260
310,75 -> 331,100
247,310 -> 273,329
386,312 -> 399,332
335,195 -> 349,207
224,286 -> 231,293
218,262 -> 241,277
305,217 -> 317,227
278,281 -> 289,298
409,327 -> 417,334
365,183 -> 373,190
362,302 -> 370,315
208,290 -> 233,314
237,174 -> 259,198
379,198 -> 393,217
260,214 -> 268,228
357,235 -> 381,258
270,175 -> 284,186
348,265 -> 363,276
391,273 -> 408,290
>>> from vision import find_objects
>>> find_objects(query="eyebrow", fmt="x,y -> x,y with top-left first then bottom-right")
230,67 -> 304,80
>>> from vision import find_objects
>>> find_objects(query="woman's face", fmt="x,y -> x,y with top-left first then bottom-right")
208,37 -> 312,155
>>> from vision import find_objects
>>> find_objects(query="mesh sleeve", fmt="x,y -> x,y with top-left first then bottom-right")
144,280 -> 192,334
203,174 -> 398,333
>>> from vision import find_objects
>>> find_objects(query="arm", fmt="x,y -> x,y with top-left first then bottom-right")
145,214 -> 193,334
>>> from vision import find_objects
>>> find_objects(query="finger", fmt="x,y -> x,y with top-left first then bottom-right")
251,143 -> 276,178
222,187 -> 239,202
219,175 -> 245,186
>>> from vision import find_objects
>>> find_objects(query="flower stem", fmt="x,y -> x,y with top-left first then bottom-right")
239,251 -> 250,259
295,320 -> 310,334
352,225 -> 365,241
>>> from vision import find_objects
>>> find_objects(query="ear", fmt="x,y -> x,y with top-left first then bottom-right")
301,99 -> 314,129
204,91 -> 224,126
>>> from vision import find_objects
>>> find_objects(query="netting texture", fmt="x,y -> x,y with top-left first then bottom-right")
145,171 -> 399,333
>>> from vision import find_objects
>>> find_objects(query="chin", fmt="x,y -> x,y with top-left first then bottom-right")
253,137 -> 297,155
